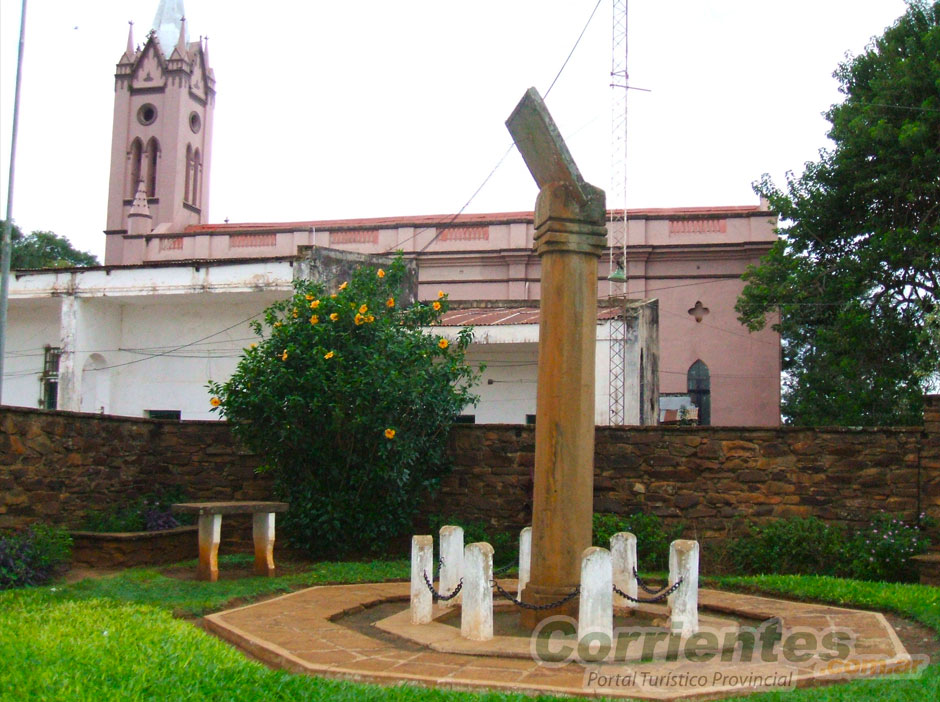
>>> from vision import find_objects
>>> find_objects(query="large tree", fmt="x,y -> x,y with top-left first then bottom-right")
2,220 -> 98,269
737,1 -> 940,426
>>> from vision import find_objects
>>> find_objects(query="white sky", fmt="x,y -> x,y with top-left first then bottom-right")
0,0 -> 909,262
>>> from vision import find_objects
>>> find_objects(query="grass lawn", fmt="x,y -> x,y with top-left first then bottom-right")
1,557 -> 937,701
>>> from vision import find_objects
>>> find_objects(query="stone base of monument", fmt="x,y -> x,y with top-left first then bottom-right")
205,579 -> 918,701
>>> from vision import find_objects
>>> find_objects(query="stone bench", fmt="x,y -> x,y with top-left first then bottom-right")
171,501 -> 288,581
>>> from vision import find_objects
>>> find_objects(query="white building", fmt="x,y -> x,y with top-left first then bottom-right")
3,253 -> 657,424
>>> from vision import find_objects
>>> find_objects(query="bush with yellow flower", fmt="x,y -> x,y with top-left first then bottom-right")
207,255 -> 480,557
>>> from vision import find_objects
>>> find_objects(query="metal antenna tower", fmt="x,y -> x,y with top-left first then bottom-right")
607,0 -> 629,424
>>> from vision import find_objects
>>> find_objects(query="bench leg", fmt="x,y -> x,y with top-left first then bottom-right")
197,514 -> 222,582
253,512 -> 276,577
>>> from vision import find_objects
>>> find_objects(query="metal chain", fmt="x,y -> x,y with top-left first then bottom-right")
492,561 -> 515,576
633,566 -> 670,595
423,570 -> 463,602
491,579 -> 580,610
613,577 -> 682,604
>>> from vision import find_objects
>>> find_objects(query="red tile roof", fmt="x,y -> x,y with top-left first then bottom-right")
438,306 -> 623,326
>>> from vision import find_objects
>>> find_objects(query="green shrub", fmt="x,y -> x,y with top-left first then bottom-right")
0,523 -> 72,590
727,514 -> 932,582
727,517 -> 846,577
210,256 -> 481,557
592,512 -> 684,572
846,512 -> 932,582
82,488 -> 190,533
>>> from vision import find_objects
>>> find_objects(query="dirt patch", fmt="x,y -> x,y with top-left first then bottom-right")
158,559 -> 314,581
882,611 -> 939,662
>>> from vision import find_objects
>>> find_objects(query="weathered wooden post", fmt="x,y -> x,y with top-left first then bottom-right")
506,88 -> 607,628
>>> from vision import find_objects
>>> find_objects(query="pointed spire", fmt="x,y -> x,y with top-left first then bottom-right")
127,181 -> 153,236
175,16 -> 187,56
119,20 -> 137,64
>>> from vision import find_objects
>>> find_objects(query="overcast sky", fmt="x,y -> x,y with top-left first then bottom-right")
0,0 -> 909,261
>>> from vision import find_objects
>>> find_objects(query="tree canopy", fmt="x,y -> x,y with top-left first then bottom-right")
3,220 -> 98,269
208,256 -> 481,556
736,1 -> 940,426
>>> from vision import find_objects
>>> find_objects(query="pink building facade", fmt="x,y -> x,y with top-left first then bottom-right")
102,206 -> 781,426
96,3 -> 780,427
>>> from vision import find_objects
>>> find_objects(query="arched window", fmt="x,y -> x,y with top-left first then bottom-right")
128,138 -> 143,198
184,144 -> 193,204
687,360 -> 711,425
192,148 -> 202,206
145,137 -> 160,197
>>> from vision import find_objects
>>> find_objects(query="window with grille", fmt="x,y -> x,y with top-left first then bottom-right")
39,346 -> 61,410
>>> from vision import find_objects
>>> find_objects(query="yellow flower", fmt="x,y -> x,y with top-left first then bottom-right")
366,314 -> 375,323
310,315 -> 319,325
210,396 -> 221,407
250,343 -> 257,349
324,351 -> 334,360
384,428 -> 396,440
330,312 -> 339,322
281,350 -> 288,361
432,301 -> 441,311
292,308 -> 299,318
386,297 -> 395,308
438,338 -> 449,349
310,299 -> 320,309
354,313 -> 365,326
273,321 -> 282,328
331,293 -> 337,299
438,290 -> 445,298
305,294 -> 314,301
377,269 -> 385,278
359,304 -> 368,314
339,281 -> 348,291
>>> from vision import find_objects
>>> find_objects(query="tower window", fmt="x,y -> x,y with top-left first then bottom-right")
128,138 -> 143,198
184,144 -> 193,203
39,345 -> 61,410
137,103 -> 157,125
192,148 -> 202,206
145,138 -> 160,197
189,111 -> 201,133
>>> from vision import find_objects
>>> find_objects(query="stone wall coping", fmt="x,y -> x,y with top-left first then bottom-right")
2,406 -> 932,434
453,423 -> 925,434
171,501 -> 288,515
69,525 -> 198,540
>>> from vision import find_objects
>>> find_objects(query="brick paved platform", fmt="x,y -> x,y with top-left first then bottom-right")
204,581 -> 916,699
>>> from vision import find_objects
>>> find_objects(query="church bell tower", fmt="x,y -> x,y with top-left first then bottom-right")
104,1 -> 215,265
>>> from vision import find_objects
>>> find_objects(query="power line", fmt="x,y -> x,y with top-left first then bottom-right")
84,312 -> 262,372
385,0 -> 604,255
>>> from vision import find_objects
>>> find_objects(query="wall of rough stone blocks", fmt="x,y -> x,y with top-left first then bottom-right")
2,397 -> 937,546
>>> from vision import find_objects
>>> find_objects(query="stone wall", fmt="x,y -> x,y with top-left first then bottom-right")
0,409 -> 271,546
2,397 -> 938,545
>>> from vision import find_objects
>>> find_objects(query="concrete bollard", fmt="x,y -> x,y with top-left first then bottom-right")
461,542 -> 494,641
517,526 -> 532,599
578,547 -> 613,647
438,525 -> 464,608
610,532 -> 637,608
410,535 -> 434,625
668,539 -> 699,636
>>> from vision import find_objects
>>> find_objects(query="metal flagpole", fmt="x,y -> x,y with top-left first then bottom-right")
0,0 -> 29,402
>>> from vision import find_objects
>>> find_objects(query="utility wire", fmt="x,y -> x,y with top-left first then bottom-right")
385,0 -> 604,255
83,312 -> 263,373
